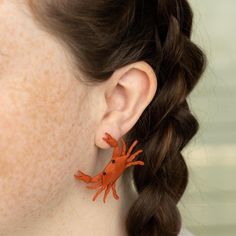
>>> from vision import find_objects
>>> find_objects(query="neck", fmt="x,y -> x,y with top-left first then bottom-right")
7,172 -> 137,236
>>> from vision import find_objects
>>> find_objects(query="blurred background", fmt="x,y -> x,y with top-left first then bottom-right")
178,1 -> 236,236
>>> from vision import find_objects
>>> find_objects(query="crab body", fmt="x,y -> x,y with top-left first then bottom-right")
102,155 -> 127,184
74,132 -> 144,203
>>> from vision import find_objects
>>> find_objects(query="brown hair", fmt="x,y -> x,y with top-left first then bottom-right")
26,0 -> 207,235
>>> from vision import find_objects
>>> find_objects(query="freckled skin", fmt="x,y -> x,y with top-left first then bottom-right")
0,1 -> 97,233
0,1 -> 156,235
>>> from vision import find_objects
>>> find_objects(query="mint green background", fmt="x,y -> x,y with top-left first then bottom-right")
178,1 -> 236,235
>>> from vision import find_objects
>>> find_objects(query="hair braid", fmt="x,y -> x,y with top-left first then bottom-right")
124,0 -> 207,235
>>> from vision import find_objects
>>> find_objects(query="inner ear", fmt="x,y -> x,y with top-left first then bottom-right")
106,82 -> 127,113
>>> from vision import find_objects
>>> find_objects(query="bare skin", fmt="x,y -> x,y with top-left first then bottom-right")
0,1 -> 157,235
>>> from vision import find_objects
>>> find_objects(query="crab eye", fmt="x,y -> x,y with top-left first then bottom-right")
112,160 -> 115,163
103,171 -> 106,175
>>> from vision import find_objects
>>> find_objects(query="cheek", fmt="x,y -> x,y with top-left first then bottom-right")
0,78 -> 84,230
0,1 -> 95,231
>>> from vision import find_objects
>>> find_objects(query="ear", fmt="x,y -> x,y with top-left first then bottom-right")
95,61 -> 158,149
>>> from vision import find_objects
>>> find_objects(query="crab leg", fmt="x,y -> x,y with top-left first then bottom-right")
126,140 -> 138,157
127,149 -> 143,163
86,182 -> 102,189
126,161 -> 144,168
92,185 -> 107,201
111,182 -> 120,200
120,137 -> 126,155
103,184 -> 112,203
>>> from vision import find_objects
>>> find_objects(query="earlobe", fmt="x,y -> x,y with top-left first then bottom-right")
95,61 -> 157,149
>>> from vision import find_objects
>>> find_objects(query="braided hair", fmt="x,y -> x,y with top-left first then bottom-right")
27,0 -> 207,235
125,1 -> 207,235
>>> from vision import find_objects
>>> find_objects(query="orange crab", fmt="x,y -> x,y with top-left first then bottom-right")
74,132 -> 144,203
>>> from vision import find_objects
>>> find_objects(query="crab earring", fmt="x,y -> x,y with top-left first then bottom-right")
74,132 -> 144,203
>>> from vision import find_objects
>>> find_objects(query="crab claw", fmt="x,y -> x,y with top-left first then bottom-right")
102,132 -> 118,147
74,170 -> 91,183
